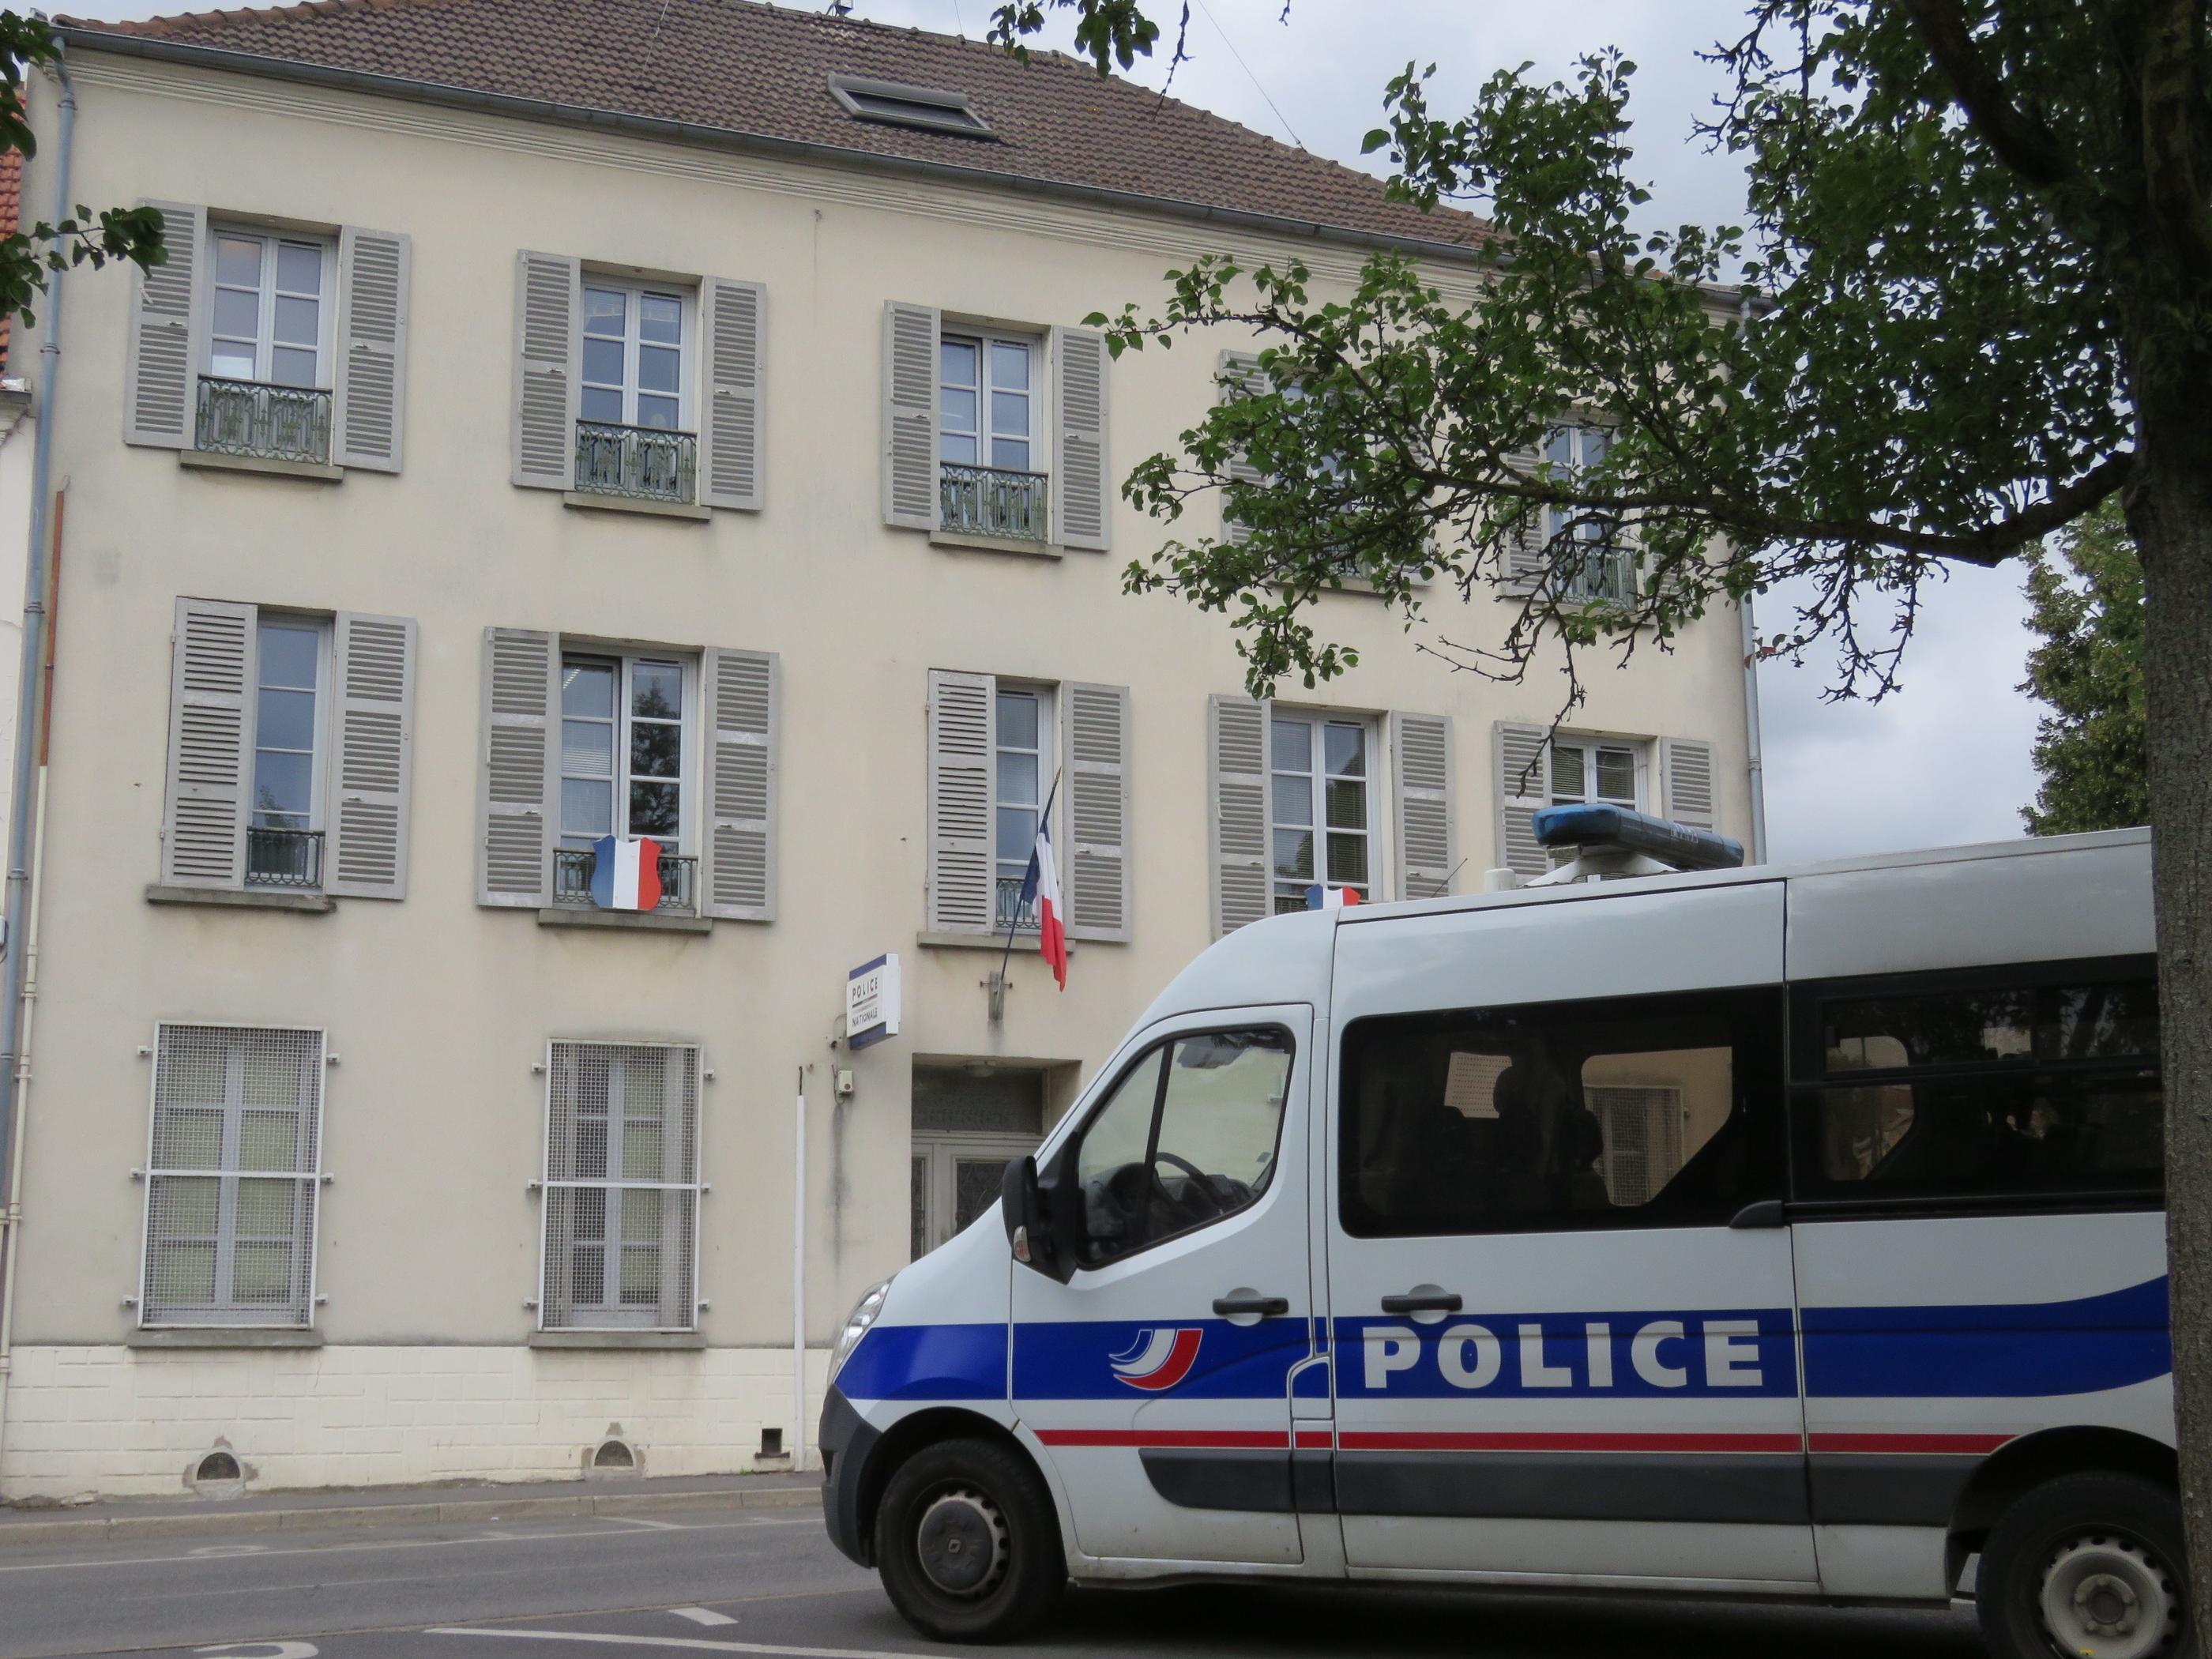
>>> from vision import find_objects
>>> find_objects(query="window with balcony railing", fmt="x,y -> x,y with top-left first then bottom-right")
574,421 -> 698,505
552,845 -> 700,916
575,280 -> 698,505
200,228 -> 334,465
939,329 -> 1047,543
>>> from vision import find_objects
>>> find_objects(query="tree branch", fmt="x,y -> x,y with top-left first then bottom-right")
2133,0 -> 2212,276
1897,0 -> 2094,193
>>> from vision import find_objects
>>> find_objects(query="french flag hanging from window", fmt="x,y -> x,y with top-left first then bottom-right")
1305,882 -> 1362,910
590,834 -> 663,912
1021,818 -> 1067,990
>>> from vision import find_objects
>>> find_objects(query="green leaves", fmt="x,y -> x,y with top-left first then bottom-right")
2020,502 -> 2148,836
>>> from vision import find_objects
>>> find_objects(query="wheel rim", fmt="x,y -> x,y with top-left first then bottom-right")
913,1485 -> 1009,1600
2036,1529 -> 2183,1659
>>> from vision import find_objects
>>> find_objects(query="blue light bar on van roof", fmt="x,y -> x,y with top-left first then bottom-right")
1531,803 -> 1747,871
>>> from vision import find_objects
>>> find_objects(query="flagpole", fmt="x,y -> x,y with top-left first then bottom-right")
995,768 -> 1063,995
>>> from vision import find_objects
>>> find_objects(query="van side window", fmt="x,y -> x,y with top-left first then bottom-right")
1337,988 -> 1783,1239
1071,1028 -> 1293,1267
1791,958 -> 2161,1206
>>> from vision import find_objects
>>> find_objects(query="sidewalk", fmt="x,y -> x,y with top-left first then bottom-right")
0,1467 -> 820,1550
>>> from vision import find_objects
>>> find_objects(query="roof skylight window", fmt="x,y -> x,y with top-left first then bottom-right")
828,75 -> 994,138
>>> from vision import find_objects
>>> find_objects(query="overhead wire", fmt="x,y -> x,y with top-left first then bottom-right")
1192,0 -> 1304,149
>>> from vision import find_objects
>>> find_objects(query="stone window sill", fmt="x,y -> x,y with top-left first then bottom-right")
536,906 -> 713,935
179,450 -> 344,483
916,930 -> 1096,953
145,883 -> 334,913
562,491 -> 711,522
129,1327 -> 324,1349
529,1330 -> 706,1350
929,529 -> 1063,559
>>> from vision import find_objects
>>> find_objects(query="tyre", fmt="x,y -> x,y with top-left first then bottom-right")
871,1435 -> 1066,1643
1977,1470 -> 2193,1659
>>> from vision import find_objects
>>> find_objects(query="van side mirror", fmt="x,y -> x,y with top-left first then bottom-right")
1002,1152 -> 1082,1284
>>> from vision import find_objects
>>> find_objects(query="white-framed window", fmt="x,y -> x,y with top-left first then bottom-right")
559,653 -> 694,853
250,615 -> 329,842
139,1022 -> 325,1329
940,330 -> 1040,473
1270,711 -> 1376,913
581,280 -> 693,432
1550,735 -> 1644,811
206,227 -> 335,388
1544,423 -> 1633,600
995,683 -> 1053,930
540,1041 -> 702,1331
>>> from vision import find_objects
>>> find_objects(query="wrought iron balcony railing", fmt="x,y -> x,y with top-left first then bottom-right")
995,875 -> 1037,933
940,462 -> 1048,544
1561,545 -> 1636,604
574,420 -> 698,506
246,826 -> 324,890
195,378 -> 333,465
552,846 -> 699,916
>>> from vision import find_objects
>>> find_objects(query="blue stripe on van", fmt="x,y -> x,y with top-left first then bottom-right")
1800,1276 -> 2171,1399
836,1322 -> 1006,1401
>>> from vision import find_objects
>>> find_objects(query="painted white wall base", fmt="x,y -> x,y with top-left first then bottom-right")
0,1343 -> 830,1502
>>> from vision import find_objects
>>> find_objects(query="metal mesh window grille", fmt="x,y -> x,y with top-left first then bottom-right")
1589,1085 -> 1683,1207
540,1041 -> 701,1330
141,1022 -> 325,1328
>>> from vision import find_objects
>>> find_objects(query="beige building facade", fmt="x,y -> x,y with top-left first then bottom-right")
0,1 -> 1757,1502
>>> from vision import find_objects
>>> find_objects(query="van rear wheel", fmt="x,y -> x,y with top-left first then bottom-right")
1977,1472 -> 2192,1659
872,1435 -> 1065,1643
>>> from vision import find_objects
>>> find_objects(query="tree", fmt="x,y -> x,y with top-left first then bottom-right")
992,0 -> 2212,1627
2021,502 -> 2149,836
0,13 -> 165,335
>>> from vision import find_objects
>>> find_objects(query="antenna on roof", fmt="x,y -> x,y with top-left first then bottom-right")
826,0 -> 854,14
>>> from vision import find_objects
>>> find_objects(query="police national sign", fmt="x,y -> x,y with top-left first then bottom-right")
847,954 -> 901,1051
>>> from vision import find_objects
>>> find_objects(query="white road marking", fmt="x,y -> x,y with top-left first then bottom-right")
670,1606 -> 738,1626
194,1645 -> 320,1657
190,1544 -> 272,1558
430,1631 -> 927,1658
605,1515 -> 687,1531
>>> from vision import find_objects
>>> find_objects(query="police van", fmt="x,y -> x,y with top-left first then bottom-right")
818,823 -> 2172,1659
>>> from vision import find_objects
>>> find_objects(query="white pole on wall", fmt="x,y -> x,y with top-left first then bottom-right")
792,1066 -> 807,1470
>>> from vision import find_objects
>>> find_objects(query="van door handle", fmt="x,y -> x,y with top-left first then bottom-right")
1380,1291 -> 1462,1314
1213,1295 -> 1291,1317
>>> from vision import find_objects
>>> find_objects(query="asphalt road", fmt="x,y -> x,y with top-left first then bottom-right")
0,1499 -> 1992,1659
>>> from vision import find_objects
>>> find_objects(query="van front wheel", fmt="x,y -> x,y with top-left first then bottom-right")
1977,1472 -> 2192,1659
872,1435 -> 1066,1643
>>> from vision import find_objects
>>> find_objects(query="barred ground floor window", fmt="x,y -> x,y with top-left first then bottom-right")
141,1022 -> 325,1328
540,1040 -> 702,1331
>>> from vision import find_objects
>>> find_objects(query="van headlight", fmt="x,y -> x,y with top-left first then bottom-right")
829,1279 -> 893,1385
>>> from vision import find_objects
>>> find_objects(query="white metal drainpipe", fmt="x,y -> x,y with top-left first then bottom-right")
1736,285 -> 1770,865
0,45 -> 75,1451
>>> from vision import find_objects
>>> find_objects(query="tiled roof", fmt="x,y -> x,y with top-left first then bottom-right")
0,149 -> 20,369
59,0 -> 1489,253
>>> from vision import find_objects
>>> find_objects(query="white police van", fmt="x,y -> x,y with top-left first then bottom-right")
819,824 -> 2172,1659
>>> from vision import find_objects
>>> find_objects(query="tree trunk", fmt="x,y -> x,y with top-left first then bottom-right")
2125,430 -> 2212,1629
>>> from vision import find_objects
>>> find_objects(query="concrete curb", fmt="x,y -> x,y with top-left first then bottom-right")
0,1482 -> 819,1551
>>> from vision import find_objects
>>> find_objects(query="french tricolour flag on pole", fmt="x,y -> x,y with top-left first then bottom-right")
590,834 -> 662,912
1305,882 -> 1362,910
1021,817 -> 1068,990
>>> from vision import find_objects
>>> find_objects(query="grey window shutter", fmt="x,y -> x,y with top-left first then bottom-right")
1063,682 -> 1130,940
512,251 -> 579,490
332,226 -> 410,472
1051,325 -> 1111,551
1217,350 -> 1266,547
1209,694 -> 1269,937
700,277 -> 766,511
927,669 -> 995,932
478,627 -> 555,906
160,597 -> 254,888
883,302 -> 939,529
1501,440 -> 1548,585
1661,736 -> 1717,831
124,201 -> 207,450
1391,711 -> 1455,901
703,648 -> 778,920
325,612 -> 416,900
1495,720 -> 1551,880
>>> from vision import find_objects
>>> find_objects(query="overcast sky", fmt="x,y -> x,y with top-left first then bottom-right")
89,0 -> 2050,862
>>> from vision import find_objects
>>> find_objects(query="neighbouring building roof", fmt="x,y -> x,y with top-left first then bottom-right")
0,148 -> 20,369
57,0 -> 1491,256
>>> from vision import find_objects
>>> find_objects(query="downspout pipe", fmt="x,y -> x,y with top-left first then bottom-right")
0,45 -> 73,1352
1736,286 -> 1770,865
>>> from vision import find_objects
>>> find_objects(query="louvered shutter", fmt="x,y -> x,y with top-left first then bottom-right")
1209,694 -> 1269,936
1391,711 -> 1455,901
1502,440 -> 1548,585
700,277 -> 766,511
332,226 -> 410,472
160,597 -> 254,888
1661,736 -> 1717,831
927,670 -> 994,932
1063,682 -> 1130,940
512,252 -> 579,489
478,627 -> 555,906
883,302 -> 939,529
703,648 -> 777,920
325,613 -> 416,899
1052,325 -> 1110,551
1217,350 -> 1266,547
1495,721 -> 1551,881
123,201 -> 206,450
